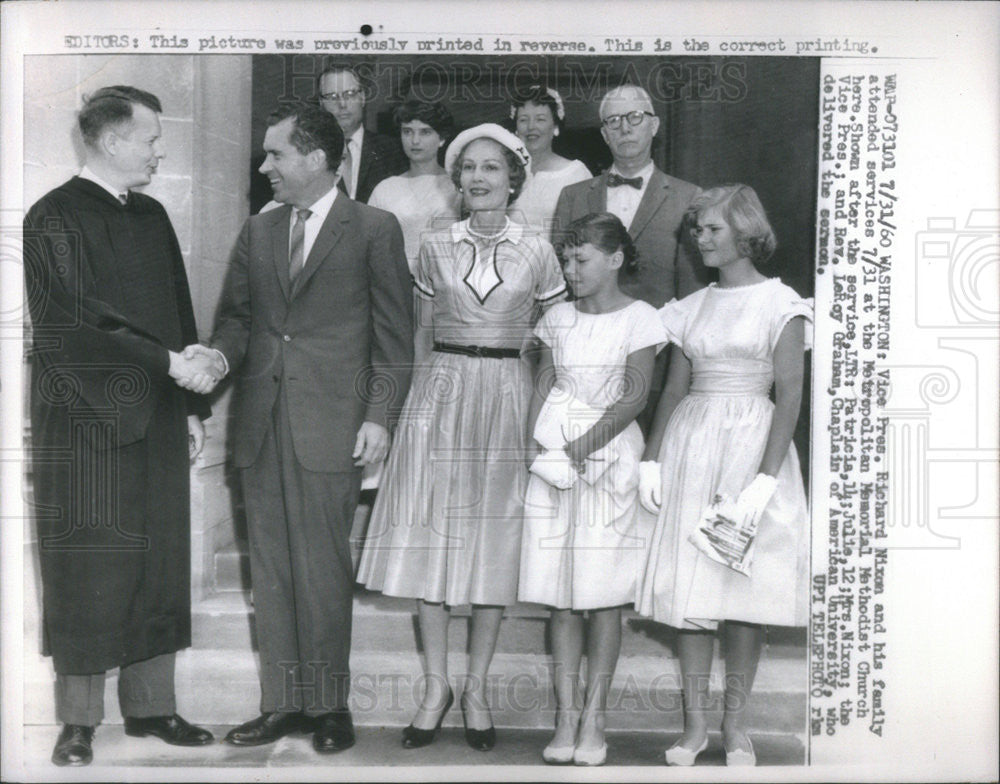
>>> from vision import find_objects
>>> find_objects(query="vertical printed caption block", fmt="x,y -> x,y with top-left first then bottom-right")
809,63 -> 898,761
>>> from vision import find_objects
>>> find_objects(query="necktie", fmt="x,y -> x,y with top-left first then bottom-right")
288,208 -> 312,280
118,192 -> 129,206
607,173 -> 643,189
340,140 -> 354,197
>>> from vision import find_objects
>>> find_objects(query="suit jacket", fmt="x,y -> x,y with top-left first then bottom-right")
212,193 -> 414,472
552,167 -> 708,306
352,129 -> 408,204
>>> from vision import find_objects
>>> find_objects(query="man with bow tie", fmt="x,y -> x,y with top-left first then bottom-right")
552,84 -> 706,432
553,84 -> 707,307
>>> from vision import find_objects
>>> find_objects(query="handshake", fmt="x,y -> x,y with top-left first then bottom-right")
168,344 -> 227,394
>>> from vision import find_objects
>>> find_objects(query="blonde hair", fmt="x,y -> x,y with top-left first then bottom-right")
687,184 -> 776,264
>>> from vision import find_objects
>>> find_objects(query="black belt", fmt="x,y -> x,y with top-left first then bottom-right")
433,341 -> 521,359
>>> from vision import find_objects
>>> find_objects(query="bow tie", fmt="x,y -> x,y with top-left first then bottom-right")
607,173 -> 643,189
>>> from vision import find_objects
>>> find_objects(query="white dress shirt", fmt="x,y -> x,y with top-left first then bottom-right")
605,161 -> 655,230
79,166 -> 127,201
216,185 -> 340,377
290,184 -> 339,262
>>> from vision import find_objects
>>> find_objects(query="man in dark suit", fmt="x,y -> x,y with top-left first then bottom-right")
318,63 -> 407,204
553,84 -> 707,307
186,103 -> 413,753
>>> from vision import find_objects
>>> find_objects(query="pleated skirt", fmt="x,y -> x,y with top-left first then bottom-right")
635,393 -> 810,629
357,351 -> 530,606
519,422 -> 647,610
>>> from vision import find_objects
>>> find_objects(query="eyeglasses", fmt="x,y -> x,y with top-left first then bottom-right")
319,88 -> 362,102
601,110 -> 655,130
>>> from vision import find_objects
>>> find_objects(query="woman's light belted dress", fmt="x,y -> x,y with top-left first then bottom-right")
635,278 -> 812,629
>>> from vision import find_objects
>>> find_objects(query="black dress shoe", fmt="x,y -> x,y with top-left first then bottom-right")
224,712 -> 312,746
312,710 -> 355,753
401,688 -> 454,749
52,724 -> 94,766
461,693 -> 496,752
124,713 -> 214,746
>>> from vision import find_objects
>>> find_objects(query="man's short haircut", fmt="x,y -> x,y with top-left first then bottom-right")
316,62 -> 369,98
598,84 -> 655,119
78,85 -> 162,148
267,103 -> 345,172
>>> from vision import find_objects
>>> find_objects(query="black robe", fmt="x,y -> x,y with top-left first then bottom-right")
24,177 -> 210,674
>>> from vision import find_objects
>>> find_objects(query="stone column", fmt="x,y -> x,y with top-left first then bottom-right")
187,56 -> 252,601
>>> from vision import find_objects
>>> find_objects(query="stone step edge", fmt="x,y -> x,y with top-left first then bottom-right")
24,648 -> 807,695
22,650 -> 806,731
20,721 -> 808,744
194,591 -> 809,647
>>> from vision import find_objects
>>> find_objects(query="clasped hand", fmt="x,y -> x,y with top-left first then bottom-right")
169,344 -> 226,394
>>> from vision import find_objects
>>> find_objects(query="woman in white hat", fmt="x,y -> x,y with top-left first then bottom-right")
357,123 -> 567,752
508,85 -> 591,234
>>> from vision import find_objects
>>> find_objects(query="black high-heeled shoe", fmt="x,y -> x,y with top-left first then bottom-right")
460,692 -> 496,752
401,688 -> 454,749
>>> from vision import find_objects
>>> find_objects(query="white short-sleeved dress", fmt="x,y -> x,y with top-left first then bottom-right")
519,300 -> 668,610
357,219 -> 567,607
508,159 -> 591,235
635,278 -> 812,629
368,173 -> 461,275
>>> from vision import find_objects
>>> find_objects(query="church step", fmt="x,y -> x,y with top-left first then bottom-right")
23,647 -> 807,734
20,722 -> 807,767
211,502 -> 371,592
192,589 -> 807,660
211,544 -> 251,593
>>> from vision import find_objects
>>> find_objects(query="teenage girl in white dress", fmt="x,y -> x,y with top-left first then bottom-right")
636,184 -> 811,767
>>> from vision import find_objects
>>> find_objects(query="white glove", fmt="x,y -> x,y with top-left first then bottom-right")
638,461 -> 663,513
689,493 -> 757,577
529,450 -> 578,490
735,473 -> 778,528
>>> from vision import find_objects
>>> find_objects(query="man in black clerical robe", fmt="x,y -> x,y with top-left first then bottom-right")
24,85 -> 219,766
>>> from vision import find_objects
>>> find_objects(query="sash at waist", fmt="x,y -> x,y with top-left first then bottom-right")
688,357 -> 772,397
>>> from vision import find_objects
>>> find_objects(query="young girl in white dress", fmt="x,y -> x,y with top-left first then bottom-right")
635,184 -> 811,767
519,213 -> 668,766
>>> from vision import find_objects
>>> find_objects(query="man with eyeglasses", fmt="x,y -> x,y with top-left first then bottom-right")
553,84 -> 706,433
553,84 -> 706,307
317,63 -> 406,204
